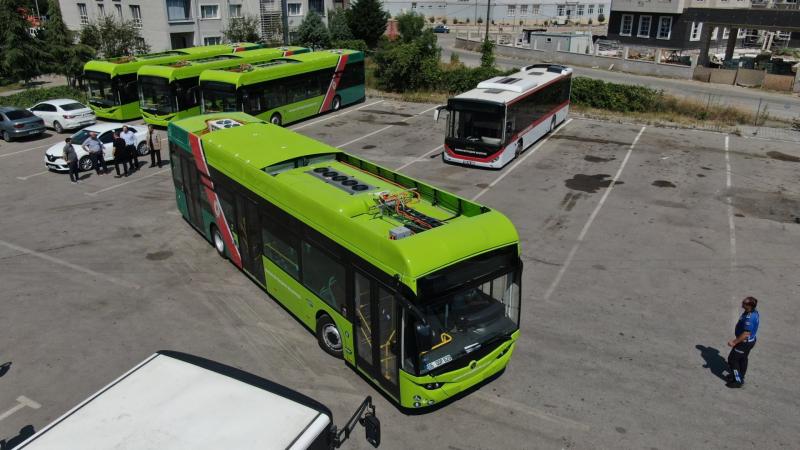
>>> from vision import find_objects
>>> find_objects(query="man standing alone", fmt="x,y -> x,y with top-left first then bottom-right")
62,137 -> 79,183
727,297 -> 760,388
121,126 -> 139,172
82,131 -> 107,175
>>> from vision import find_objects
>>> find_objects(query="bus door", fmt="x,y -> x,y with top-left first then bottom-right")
176,151 -> 203,230
235,195 -> 265,285
353,271 -> 400,399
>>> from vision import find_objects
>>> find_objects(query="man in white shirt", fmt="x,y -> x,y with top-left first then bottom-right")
121,126 -> 139,172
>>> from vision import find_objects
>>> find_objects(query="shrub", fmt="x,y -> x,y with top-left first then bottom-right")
2,86 -> 87,109
331,39 -> 368,53
477,17 -> 483,24
597,13 -> 606,23
570,77 -> 663,112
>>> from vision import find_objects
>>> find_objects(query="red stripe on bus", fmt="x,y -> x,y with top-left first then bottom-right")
320,54 -> 349,113
507,74 -> 570,106
444,101 -> 569,163
283,50 -> 294,57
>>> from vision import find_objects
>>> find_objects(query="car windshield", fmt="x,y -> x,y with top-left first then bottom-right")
139,76 -> 175,114
69,129 -> 95,145
447,102 -> 504,145
5,110 -> 35,120
85,71 -> 118,107
415,271 -> 520,375
60,103 -> 87,111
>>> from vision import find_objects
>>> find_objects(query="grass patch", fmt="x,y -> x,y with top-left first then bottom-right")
0,82 -> 25,94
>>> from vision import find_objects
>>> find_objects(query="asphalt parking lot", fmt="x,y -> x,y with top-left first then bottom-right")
1,100 -> 799,449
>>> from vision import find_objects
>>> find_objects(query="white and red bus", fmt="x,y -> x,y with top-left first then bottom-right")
435,64 -> 572,169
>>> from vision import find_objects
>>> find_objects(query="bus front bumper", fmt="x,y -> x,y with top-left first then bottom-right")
141,110 -> 175,127
399,330 -> 520,409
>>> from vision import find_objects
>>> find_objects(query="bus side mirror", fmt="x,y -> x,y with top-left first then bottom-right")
363,412 -> 380,447
415,323 -> 433,352
433,105 -> 447,122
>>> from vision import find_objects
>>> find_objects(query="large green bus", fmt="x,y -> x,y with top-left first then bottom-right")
168,112 -> 522,409
83,43 -> 261,121
198,50 -> 365,126
138,47 -> 308,126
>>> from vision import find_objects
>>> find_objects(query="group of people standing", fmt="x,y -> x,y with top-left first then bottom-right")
61,125 -> 163,183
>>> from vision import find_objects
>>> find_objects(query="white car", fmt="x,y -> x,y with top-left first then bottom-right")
29,99 -> 96,133
44,123 -> 149,172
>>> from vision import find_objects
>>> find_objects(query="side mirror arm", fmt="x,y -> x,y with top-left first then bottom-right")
433,105 -> 447,122
332,396 -> 379,448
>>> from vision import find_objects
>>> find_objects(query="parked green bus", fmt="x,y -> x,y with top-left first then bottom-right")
168,112 -> 522,409
83,43 -> 261,121
138,47 -> 308,126
198,50 -> 365,126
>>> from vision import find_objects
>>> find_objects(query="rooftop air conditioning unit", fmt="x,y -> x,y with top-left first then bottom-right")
207,118 -> 243,132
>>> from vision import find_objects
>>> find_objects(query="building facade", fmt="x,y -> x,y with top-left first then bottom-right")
58,0 -> 336,51
382,0 -> 611,26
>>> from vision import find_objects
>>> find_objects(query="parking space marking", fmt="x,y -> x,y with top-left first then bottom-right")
84,168 -> 170,196
543,126 -> 646,302
335,105 -> 440,148
16,170 -> 50,181
724,135 -> 737,269
0,396 -> 41,422
472,119 -> 573,201
0,142 -> 53,159
289,100 -> 385,131
0,239 -> 140,289
395,145 -> 443,171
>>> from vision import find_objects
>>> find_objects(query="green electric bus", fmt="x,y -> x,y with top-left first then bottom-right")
198,50 -> 365,126
83,43 -> 262,121
138,47 -> 308,126
167,112 -> 522,409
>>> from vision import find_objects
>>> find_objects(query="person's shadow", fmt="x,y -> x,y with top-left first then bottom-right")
0,425 -> 35,449
696,344 -> 728,381
0,362 -> 10,378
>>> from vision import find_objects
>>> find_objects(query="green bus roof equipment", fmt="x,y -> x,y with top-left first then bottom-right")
199,50 -> 365,126
138,46 -> 308,126
83,43 -> 262,121
167,112 -> 522,410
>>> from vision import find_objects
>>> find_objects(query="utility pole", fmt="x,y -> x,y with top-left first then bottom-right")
282,0 -> 290,45
484,0 -> 490,41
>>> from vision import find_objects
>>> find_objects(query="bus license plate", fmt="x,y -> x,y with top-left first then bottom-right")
426,354 -> 452,371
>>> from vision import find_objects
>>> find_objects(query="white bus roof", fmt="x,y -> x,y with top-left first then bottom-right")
453,64 -> 573,105
17,351 -> 332,450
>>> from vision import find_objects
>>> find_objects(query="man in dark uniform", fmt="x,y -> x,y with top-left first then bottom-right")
726,296 -> 760,388
112,131 -> 129,178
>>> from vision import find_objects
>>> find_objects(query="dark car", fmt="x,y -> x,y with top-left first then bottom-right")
0,106 -> 46,141
433,25 -> 450,33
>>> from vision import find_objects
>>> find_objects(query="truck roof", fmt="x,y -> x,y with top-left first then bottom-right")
453,64 -> 573,105
16,351 -> 332,449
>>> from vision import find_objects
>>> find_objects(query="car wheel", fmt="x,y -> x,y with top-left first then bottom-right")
211,226 -> 226,258
137,141 -> 149,156
270,113 -> 282,126
316,314 -> 343,358
78,155 -> 93,171
2,131 -> 12,142
331,95 -> 341,112
53,121 -> 64,133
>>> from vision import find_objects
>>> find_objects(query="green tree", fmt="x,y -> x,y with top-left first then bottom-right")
374,29 -> 440,91
295,11 -> 330,49
347,0 -> 389,48
79,15 -> 150,58
328,8 -> 353,41
396,11 -> 424,43
223,14 -> 261,43
39,0 -> 95,86
0,0 -> 43,84
480,38 -> 495,69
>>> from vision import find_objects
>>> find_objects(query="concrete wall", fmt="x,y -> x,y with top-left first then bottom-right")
735,68 -> 765,87
708,68 -> 737,85
762,74 -> 794,92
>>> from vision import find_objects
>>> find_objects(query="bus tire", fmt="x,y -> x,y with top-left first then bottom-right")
316,314 -> 343,358
270,113 -> 282,126
331,95 -> 341,111
53,121 -> 64,133
211,225 -> 226,258
78,155 -> 93,171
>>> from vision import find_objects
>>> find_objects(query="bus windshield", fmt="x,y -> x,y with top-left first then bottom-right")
85,71 -> 118,107
139,76 -> 174,115
447,101 -> 505,146
201,83 -> 238,113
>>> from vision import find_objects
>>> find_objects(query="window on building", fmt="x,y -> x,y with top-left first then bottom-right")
167,0 -> 191,20
557,4 -> 565,15
657,16 -> 672,40
588,4 -> 594,14
200,4 -> 220,18
689,21 -> 702,41
411,2 -> 417,8
115,3 -> 122,17
598,4 -> 604,14
97,3 -> 105,16
507,5 -> 516,16
711,26 -> 718,39
620,14 -> 633,36
229,4 -> 242,17
288,3 -> 302,15
637,15 -> 651,37
130,5 -> 142,28
737,28 -> 745,37
520,4 -> 528,16
577,4 -> 584,16
532,4 -> 540,14
722,27 -> 730,39
78,3 -> 89,25
203,36 -> 222,45
309,0 -> 324,15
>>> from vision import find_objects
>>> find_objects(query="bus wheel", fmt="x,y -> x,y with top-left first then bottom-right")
316,314 -> 343,358
53,121 -> 64,133
331,95 -> 341,111
270,113 -> 282,126
78,156 -> 93,171
211,226 -> 226,258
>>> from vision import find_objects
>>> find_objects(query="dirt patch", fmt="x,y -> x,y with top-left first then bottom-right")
584,155 -> 616,163
550,135 -> 632,146
358,109 -> 415,118
729,189 -> 800,224
766,151 -> 800,163
565,174 -> 622,193
560,192 -> 583,211
146,251 -> 173,261
652,199 -> 687,209
696,174 -> 706,178
362,144 -> 376,150
652,180 -> 676,188
700,166 -> 712,171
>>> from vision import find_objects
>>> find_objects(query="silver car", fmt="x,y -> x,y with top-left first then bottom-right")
0,106 -> 46,141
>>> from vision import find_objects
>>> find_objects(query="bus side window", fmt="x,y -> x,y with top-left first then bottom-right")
262,222 -> 300,280
301,240 -> 346,313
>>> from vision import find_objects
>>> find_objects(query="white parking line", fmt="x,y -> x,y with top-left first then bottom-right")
84,168 -> 170,196
472,119 -> 573,201
473,391 -> 590,431
0,142 -> 53,158
335,105 -> 440,148
0,239 -> 140,289
0,396 -> 41,422
724,135 -> 737,269
395,145 -> 443,171
17,170 -> 50,181
289,100 -> 385,131
543,126 -> 646,302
